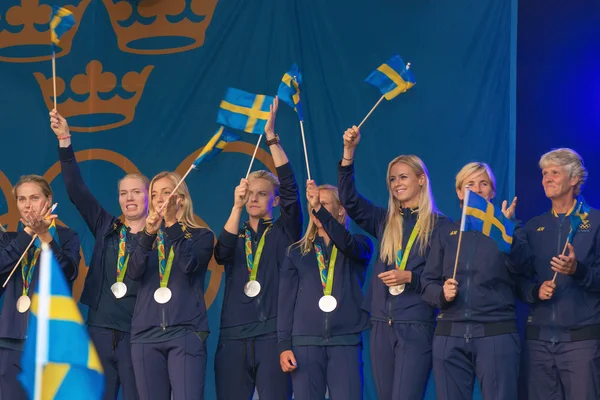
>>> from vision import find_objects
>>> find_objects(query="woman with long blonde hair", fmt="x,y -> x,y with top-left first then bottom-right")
127,171 -> 215,400
278,180 -> 373,399
338,126 -> 449,400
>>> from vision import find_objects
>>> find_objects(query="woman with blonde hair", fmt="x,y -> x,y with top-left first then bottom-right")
52,109 -> 146,400
339,126 -> 449,400
0,174 -> 80,400
421,162 -> 519,400
127,171 -> 215,400
277,180 -> 372,399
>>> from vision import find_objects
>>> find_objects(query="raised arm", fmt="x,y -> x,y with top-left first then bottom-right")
214,179 -> 249,265
51,110 -> 115,237
337,127 -> 387,238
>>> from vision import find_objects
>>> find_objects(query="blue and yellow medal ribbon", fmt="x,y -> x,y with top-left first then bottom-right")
157,230 -> 175,288
21,248 -> 41,296
244,225 -> 272,282
395,223 -> 420,271
116,225 -> 130,283
314,243 -> 338,296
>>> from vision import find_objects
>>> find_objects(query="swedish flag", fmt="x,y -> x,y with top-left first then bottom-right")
19,245 -> 104,400
217,88 -> 275,135
277,64 -> 304,121
365,55 -> 415,100
192,127 -> 239,168
460,190 -> 516,253
567,196 -> 591,243
50,6 -> 75,47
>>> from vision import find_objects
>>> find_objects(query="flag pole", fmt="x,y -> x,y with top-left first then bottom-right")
357,95 -> 385,129
34,244 -> 52,400
453,190 -> 470,280
551,239 -> 570,283
52,49 -> 57,110
245,134 -> 263,179
157,164 -> 195,214
298,120 -> 311,180
2,236 -> 36,288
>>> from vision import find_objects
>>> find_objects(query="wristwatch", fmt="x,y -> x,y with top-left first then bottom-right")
266,134 -> 280,146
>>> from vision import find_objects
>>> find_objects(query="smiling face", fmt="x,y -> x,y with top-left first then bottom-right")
387,162 -> 424,208
119,177 -> 148,222
541,164 -> 578,201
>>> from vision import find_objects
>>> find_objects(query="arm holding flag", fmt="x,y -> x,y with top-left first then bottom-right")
214,180 -> 249,266
560,229 -> 600,293
162,197 -> 214,274
51,110 -> 118,238
337,127 -> 387,238
420,228 -> 456,309
268,99 -> 303,244
308,181 -> 373,266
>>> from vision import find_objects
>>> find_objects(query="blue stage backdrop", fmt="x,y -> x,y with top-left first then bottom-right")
0,0 -> 516,398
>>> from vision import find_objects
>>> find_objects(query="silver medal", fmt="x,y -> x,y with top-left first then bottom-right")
111,282 -> 128,299
16,295 -> 31,313
244,280 -> 261,298
318,295 -> 338,312
154,287 -> 172,304
388,284 -> 405,296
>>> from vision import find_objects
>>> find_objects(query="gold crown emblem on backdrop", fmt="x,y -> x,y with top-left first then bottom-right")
101,0 -> 218,55
33,60 -> 154,132
0,0 -> 91,63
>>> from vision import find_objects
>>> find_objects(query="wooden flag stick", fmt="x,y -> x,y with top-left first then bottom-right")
245,134 -> 263,179
2,203 -> 58,288
52,50 -> 57,110
157,164 -> 195,214
551,239 -> 570,283
357,95 -> 385,129
298,120 -> 311,180
2,236 -> 37,288
452,230 -> 463,280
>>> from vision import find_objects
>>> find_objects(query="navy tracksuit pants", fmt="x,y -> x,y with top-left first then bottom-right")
526,339 -> 600,400
432,333 -> 520,400
0,347 -> 26,400
131,331 -> 207,400
88,326 -> 138,400
291,344 -> 363,400
370,321 -> 434,400
214,332 -> 291,400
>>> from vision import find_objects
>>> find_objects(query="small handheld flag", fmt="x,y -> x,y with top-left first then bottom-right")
277,64 -> 304,121
276,64 -> 311,179
552,196 -> 590,283
192,127 -> 239,168
358,54 -> 415,129
50,7 -> 76,111
217,88 -> 274,135
453,190 -> 516,279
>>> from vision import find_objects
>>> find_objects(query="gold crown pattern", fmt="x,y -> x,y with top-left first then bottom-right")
0,146 -> 274,307
101,0 -> 218,55
0,0 -> 91,63
33,60 -> 154,132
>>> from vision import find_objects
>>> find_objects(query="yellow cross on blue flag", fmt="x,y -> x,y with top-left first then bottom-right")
34,220 -> 59,248
460,190 -> 516,253
277,64 -> 304,121
365,54 -> 415,100
192,127 -> 239,168
19,245 -> 104,400
217,88 -> 275,135
567,196 -> 591,243
50,6 -> 76,48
